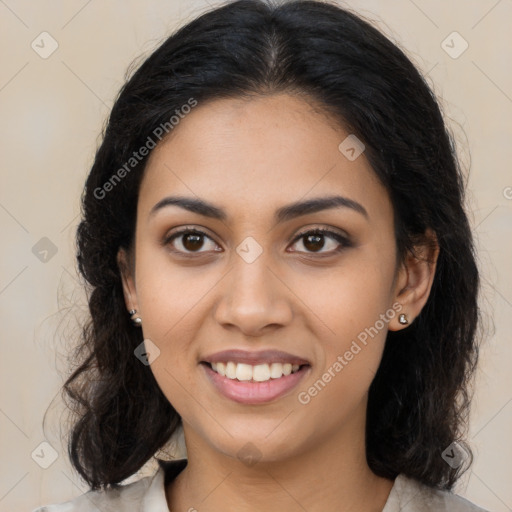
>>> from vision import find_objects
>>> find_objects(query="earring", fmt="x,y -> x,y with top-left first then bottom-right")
129,309 -> 142,327
398,313 -> 409,325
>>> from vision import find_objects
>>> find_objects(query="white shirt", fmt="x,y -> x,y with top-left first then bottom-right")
32,458 -> 490,512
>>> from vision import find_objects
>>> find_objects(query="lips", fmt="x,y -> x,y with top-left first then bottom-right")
201,361 -> 311,404
200,349 -> 311,366
199,349 -> 312,404
199,349 -> 311,405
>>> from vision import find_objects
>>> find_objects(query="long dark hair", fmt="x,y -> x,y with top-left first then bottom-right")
63,0 -> 480,491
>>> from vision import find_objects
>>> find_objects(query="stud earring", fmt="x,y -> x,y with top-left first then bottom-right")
129,309 -> 142,327
398,313 -> 409,325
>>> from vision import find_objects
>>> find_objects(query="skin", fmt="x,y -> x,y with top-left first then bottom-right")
118,93 -> 438,512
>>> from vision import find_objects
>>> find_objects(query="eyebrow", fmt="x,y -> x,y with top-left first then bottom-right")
149,194 -> 368,224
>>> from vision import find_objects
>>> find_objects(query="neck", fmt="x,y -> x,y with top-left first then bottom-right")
166,407 -> 395,512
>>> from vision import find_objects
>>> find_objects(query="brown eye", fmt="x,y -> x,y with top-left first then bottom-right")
290,228 -> 351,255
182,232 -> 205,251
303,233 -> 326,252
165,229 -> 220,255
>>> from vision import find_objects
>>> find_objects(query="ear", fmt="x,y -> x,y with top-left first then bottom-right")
117,247 -> 138,313
389,229 -> 439,331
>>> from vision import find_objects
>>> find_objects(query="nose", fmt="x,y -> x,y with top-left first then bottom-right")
213,250 -> 293,337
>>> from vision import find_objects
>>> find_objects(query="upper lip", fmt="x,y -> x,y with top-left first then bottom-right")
201,349 -> 311,366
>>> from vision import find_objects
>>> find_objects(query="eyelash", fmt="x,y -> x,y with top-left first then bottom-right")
163,226 -> 351,257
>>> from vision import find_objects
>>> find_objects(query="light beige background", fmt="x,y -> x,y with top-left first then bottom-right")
0,0 -> 511,510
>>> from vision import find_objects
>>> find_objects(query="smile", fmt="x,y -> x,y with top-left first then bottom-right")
209,361 -> 304,381
201,361 -> 311,404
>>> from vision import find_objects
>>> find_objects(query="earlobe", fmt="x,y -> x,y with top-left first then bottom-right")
390,230 -> 439,331
117,248 -> 138,312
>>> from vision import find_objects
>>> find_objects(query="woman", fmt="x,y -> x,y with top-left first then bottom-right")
34,0 -> 490,510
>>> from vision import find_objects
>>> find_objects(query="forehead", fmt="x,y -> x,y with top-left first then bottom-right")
138,93 -> 391,225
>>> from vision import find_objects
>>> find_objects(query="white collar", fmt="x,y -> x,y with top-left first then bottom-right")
140,462 -> 172,511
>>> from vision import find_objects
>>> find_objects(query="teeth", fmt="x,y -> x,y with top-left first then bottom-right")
225,361 -> 237,379
253,363 -> 271,382
236,363 -> 253,381
216,362 -> 226,376
270,363 -> 285,378
210,362 -> 302,381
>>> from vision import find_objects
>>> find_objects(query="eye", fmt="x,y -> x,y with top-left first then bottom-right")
163,226 -> 351,257
164,228 -> 220,255
289,228 -> 351,255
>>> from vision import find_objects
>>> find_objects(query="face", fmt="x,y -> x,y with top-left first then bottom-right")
118,93 -> 433,465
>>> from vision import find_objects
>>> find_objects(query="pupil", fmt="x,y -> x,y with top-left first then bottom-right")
304,234 -> 324,252
183,233 -> 203,251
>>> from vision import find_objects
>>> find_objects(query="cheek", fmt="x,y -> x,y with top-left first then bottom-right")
291,251 -> 395,336
134,245 -> 211,339
291,253 -> 394,392
295,290 -> 391,419
132,251 -> 203,402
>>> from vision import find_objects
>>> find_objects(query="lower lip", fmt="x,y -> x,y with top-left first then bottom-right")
201,363 -> 310,404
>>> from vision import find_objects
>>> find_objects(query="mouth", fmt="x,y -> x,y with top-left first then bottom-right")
200,360 -> 309,381
200,361 -> 311,404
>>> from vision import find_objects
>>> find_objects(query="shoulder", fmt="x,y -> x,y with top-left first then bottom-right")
384,473 -> 491,512
30,471 -> 155,512
31,458 -> 187,512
